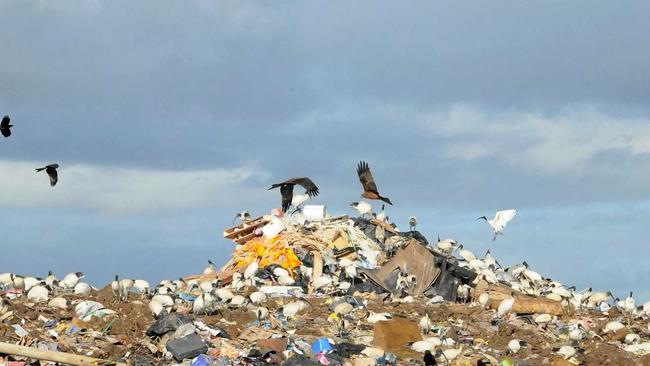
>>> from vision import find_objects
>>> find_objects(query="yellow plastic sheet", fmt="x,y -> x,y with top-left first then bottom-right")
234,235 -> 302,275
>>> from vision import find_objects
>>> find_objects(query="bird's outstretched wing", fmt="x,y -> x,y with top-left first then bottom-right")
48,169 -> 58,187
284,177 -> 319,197
357,161 -> 379,194
493,209 -> 517,232
1,116 -> 11,137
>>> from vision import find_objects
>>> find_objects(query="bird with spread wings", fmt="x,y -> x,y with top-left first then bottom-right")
1,115 -> 12,138
268,177 -> 319,213
478,209 -> 517,241
356,161 -> 392,205
36,164 -> 60,187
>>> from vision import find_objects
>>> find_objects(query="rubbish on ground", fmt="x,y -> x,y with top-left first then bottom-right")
474,280 -> 565,316
0,342 -> 128,366
166,333 -> 209,362
372,318 -> 422,356
303,205 -> 327,221
362,240 -> 440,296
0,205 -> 648,365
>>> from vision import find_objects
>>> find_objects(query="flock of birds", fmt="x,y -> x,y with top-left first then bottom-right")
3,237 -> 650,364
264,160 -> 517,242
3,117 -> 514,241
2,115 -> 60,186
6,115 -> 649,364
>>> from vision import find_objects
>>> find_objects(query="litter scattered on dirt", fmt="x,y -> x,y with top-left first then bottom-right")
1,206 -> 649,365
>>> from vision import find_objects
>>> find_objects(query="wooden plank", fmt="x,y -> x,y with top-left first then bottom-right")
474,280 -> 568,316
308,251 -> 323,295
0,342 -> 127,366
223,217 -> 269,241
371,219 -> 397,234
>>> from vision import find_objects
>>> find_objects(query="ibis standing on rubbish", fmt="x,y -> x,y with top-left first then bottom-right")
477,209 -> 517,241
268,177 -> 319,213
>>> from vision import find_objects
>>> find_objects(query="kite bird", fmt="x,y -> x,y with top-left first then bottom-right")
356,161 -> 392,205
268,177 -> 319,213
36,164 -> 60,187
1,115 -> 12,138
478,209 -> 517,241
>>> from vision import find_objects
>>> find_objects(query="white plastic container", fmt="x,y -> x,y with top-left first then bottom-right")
262,216 -> 285,238
303,205 -> 327,222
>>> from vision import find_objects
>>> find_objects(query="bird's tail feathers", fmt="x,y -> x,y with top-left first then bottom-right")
268,183 -> 282,190
380,196 -> 393,205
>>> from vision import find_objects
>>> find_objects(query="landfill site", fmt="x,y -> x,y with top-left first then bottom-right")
1,199 -> 650,366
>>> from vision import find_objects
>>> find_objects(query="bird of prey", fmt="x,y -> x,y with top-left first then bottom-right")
477,209 -> 517,241
36,164 -> 60,187
1,115 -> 12,138
268,177 -> 319,213
356,161 -> 392,205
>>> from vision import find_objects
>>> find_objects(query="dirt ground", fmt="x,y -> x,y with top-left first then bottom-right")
1,287 -> 648,365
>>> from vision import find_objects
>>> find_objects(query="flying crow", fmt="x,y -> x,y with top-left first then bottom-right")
1,115 -> 12,138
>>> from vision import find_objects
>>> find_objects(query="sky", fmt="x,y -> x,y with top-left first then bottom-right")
1,1 -> 649,300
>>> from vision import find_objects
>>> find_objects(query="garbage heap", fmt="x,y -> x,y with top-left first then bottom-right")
1,208 -> 650,366
220,213 -> 477,302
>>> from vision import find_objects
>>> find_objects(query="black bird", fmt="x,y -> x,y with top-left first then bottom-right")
268,177 -> 319,213
356,161 -> 392,205
36,164 -> 60,187
1,115 -> 12,138
423,350 -> 437,366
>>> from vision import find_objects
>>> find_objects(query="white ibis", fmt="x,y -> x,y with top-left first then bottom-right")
477,209 -> 517,241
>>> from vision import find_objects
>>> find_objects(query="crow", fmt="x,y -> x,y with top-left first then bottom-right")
356,161 -> 392,205
36,164 -> 60,187
268,177 -> 319,213
423,350 -> 437,366
1,115 -> 12,138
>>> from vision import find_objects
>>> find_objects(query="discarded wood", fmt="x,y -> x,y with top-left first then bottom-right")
222,217 -> 269,244
473,280 -> 567,316
312,251 -> 323,281
309,251 -> 323,295
371,219 -> 397,234
0,342 -> 127,366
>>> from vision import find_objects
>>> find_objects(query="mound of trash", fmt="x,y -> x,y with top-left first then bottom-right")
1,206 -> 650,366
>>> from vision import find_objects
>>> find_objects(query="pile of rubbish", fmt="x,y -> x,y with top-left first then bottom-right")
1,206 -> 650,366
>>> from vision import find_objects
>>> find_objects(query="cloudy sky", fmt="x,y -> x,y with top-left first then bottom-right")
1,1 -> 649,300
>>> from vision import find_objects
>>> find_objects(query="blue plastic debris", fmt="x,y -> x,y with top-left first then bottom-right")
190,354 -> 212,366
43,320 -> 58,329
66,325 -> 81,335
377,352 -> 397,365
312,338 -> 333,354
178,292 -> 197,302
